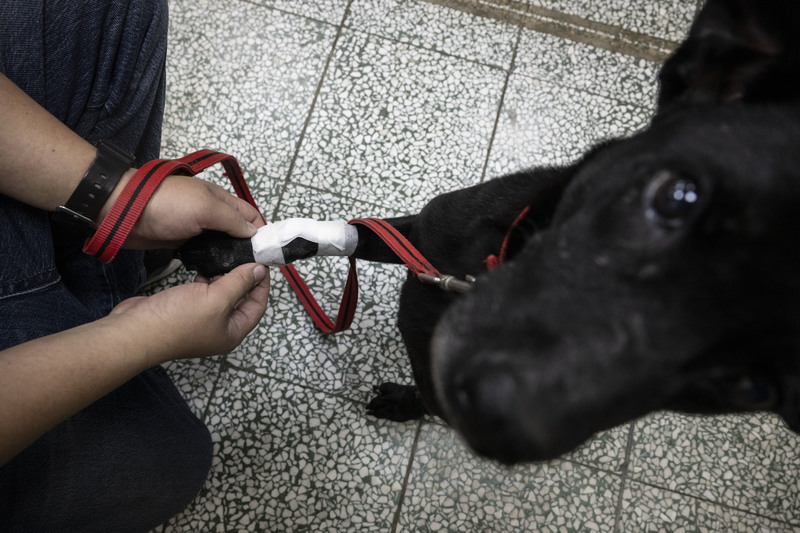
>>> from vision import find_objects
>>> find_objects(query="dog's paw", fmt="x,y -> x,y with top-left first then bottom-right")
366,383 -> 427,421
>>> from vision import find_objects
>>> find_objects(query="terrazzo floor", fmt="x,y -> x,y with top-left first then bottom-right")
145,0 -> 800,531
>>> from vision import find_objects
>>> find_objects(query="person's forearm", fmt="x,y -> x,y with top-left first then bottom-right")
0,73 -> 100,211
0,261 -> 269,466
0,314 -> 166,465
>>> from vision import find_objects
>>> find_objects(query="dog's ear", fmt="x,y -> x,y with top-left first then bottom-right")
657,0 -> 800,109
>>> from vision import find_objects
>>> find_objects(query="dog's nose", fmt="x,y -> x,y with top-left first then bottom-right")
453,363 -> 518,431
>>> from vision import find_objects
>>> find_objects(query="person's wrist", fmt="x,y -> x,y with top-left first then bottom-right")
101,310 -> 177,367
53,140 -> 136,231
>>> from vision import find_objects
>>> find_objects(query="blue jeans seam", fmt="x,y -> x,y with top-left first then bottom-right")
0,269 -> 61,301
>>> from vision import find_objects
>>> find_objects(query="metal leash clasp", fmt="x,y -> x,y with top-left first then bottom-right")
417,273 -> 476,293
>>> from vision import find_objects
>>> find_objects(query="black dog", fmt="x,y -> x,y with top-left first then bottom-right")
348,0 -> 800,463
179,0 -> 800,465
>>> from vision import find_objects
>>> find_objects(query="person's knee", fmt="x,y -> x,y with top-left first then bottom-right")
106,369 -> 214,528
0,382 -> 213,532
116,411 -> 213,530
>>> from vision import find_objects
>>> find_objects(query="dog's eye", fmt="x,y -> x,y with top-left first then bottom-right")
645,171 -> 701,227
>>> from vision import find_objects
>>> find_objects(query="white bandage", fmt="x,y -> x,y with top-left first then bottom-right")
250,218 -> 359,266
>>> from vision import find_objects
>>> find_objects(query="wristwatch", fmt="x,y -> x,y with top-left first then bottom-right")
53,140 -> 136,231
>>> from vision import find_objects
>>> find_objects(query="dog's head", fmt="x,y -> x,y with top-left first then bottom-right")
431,0 -> 800,464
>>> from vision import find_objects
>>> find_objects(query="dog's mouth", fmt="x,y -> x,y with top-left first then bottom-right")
431,321 -> 595,463
431,344 -> 582,463
429,288 -> 661,464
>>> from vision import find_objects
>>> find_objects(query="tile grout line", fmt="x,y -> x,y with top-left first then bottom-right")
391,420 -> 425,533
625,477 -> 800,529
479,23 -> 524,184
612,418 -> 800,530
270,0 -> 356,223
199,357 -> 229,424
612,421 -> 636,531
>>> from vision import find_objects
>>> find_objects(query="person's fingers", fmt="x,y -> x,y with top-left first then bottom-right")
228,271 -> 270,338
202,184 -> 262,238
210,263 -> 269,309
209,184 -> 264,226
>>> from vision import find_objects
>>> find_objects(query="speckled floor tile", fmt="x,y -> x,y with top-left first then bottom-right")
618,481 -> 800,532
485,73 -> 651,176
164,368 -> 416,532
486,24 -> 656,178
347,0 -> 520,68
564,422 -> 631,473
629,411 -> 800,524
224,183 -> 415,404
160,356 -> 223,419
247,0 -> 349,25
162,0 -> 338,214
424,415 -> 632,473
290,29 -> 506,213
398,421 -> 620,532
515,28 -> 660,107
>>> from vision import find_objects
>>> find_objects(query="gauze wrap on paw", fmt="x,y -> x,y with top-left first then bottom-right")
250,218 -> 359,266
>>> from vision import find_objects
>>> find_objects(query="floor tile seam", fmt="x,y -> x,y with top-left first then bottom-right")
420,0 -> 677,63
391,420 -> 424,533
270,0 -> 355,223
234,0 -> 346,28
340,25 -> 515,72
479,25 -> 523,184
612,422 -> 636,532
283,180 -> 423,218
621,476 -> 800,527
561,457 -> 628,480
507,69 -> 656,112
220,357 -> 396,410
199,356 -> 230,424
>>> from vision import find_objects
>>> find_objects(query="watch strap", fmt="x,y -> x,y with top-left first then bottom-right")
55,140 -> 135,230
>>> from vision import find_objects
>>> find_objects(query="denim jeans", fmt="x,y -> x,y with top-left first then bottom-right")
0,1 -> 213,531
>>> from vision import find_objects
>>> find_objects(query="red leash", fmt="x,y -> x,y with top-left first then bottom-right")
86,150 -> 516,334
347,217 -> 441,278
84,150 -> 359,333
84,150 -> 251,261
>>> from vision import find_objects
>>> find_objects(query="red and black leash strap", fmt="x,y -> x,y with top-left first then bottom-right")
84,150 -> 465,334
83,149 -> 511,334
84,158 -> 190,261
280,257 -> 359,334
347,218 -> 442,278
279,216 -> 442,333
83,149 -> 360,334
85,150 -> 260,263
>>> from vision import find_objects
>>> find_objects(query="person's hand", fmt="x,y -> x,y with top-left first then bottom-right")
106,173 -> 264,249
109,263 -> 270,361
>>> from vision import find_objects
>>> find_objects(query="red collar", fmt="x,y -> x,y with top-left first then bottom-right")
484,205 -> 531,271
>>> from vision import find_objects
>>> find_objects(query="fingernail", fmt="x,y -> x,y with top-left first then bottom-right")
246,221 -> 257,235
253,264 -> 267,283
